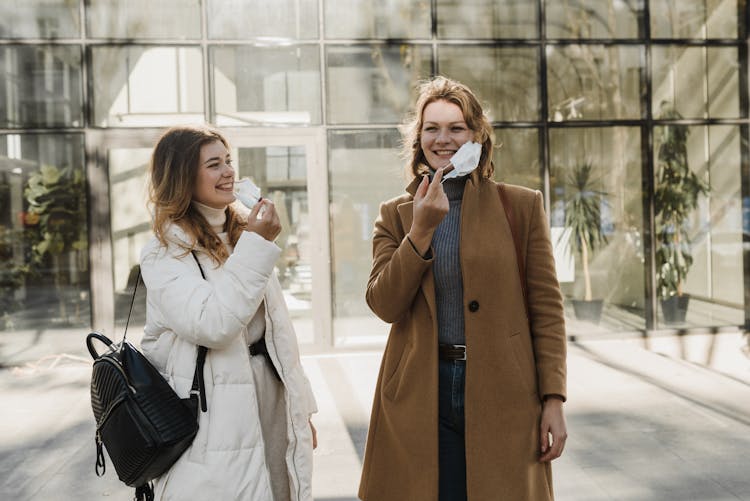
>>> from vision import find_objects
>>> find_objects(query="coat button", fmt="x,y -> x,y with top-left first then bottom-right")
468,300 -> 479,312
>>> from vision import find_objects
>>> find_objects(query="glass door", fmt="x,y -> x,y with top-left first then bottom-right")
87,128 -> 330,347
228,128 -> 330,346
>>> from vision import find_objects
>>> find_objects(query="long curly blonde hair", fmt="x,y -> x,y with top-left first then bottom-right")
148,125 -> 245,264
401,76 -> 495,179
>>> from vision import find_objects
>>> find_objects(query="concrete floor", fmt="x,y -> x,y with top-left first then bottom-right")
1,330 -> 750,500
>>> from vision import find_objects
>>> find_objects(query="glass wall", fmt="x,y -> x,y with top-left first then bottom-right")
0,45 -> 83,128
87,0 -> 202,39
0,133 -> 89,330
325,45 -> 432,124
328,129 -> 404,345
212,45 -> 322,126
0,0 -> 747,343
90,46 -> 204,127
0,1 -> 81,38
550,127 -> 645,330
438,46 -> 540,122
108,147 -> 151,326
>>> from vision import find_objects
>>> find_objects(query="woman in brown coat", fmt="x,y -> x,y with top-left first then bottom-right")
358,77 -> 568,501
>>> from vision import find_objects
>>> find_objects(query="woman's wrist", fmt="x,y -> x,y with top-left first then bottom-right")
543,394 -> 565,404
406,234 -> 432,260
407,227 -> 433,257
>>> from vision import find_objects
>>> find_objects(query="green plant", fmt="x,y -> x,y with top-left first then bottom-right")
654,104 -> 709,300
25,164 -> 87,262
0,226 -> 30,325
561,162 -> 608,301
24,164 -> 87,321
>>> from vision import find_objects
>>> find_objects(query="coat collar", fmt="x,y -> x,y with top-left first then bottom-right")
161,222 -> 195,249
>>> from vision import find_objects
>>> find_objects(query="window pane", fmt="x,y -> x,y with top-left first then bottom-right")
87,0 -> 201,39
0,133 -> 90,332
547,44 -> 643,121
651,0 -> 738,39
493,128 -> 541,190
212,45 -> 322,126
326,45 -> 432,124
328,129 -> 404,346
0,0 -> 80,38
0,46 -> 83,128
546,0 -> 643,39
653,123 -> 743,327
549,127 -> 645,332
208,0 -> 318,39
91,46 -> 204,127
325,0 -> 431,38
439,46 -> 539,122
236,145 -> 315,343
705,126 -> 744,311
108,148 -> 151,326
652,46 -> 740,119
437,0 -> 538,39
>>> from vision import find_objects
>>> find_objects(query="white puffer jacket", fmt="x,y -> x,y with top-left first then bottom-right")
139,224 -> 317,501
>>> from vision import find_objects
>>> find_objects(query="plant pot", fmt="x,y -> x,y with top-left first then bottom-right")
661,294 -> 690,324
572,299 -> 604,323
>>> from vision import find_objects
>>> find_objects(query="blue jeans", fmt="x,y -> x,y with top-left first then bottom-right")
438,359 -> 467,501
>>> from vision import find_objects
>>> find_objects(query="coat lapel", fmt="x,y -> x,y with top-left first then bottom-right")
459,173 -> 515,334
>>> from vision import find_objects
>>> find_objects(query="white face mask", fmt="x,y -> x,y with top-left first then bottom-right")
234,178 -> 262,209
441,141 -> 481,182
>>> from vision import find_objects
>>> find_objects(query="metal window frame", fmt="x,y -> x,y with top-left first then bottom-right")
1,0 -> 748,340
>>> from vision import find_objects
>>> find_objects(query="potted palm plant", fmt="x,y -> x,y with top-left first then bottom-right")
561,162 -> 608,323
654,103 -> 709,323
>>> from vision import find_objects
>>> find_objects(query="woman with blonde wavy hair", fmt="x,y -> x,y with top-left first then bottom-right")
359,76 -> 568,500
140,124 -> 317,501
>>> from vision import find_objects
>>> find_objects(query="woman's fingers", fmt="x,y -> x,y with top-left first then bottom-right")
430,167 -> 445,189
539,431 -> 566,462
412,169 -> 449,235
246,199 -> 282,241
414,174 -> 429,201
246,198 -> 263,222
538,399 -> 567,462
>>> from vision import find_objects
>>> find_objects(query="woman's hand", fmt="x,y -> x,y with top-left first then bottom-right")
408,168 -> 449,255
309,419 -> 318,450
246,199 -> 281,242
539,397 -> 567,462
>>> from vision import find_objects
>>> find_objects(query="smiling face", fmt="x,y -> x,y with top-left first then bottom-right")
192,140 -> 236,209
420,99 -> 474,170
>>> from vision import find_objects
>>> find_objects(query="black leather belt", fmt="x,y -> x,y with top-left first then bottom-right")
249,337 -> 281,381
439,344 -> 466,361
249,337 -> 269,357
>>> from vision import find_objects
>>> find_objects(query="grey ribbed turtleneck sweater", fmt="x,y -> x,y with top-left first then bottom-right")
432,176 -> 467,346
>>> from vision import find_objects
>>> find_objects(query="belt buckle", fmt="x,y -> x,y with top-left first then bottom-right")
455,344 -> 466,361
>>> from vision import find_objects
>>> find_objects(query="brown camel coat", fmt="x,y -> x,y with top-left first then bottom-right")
358,172 -> 567,501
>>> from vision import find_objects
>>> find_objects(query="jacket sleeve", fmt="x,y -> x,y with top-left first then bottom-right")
365,200 -> 433,324
141,231 -> 281,349
525,191 -> 568,400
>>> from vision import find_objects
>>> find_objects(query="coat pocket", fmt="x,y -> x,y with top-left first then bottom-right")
509,331 -> 538,397
382,339 -> 412,401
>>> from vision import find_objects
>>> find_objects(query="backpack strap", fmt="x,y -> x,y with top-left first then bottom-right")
496,183 -> 529,319
121,270 -> 143,343
190,251 -> 209,413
